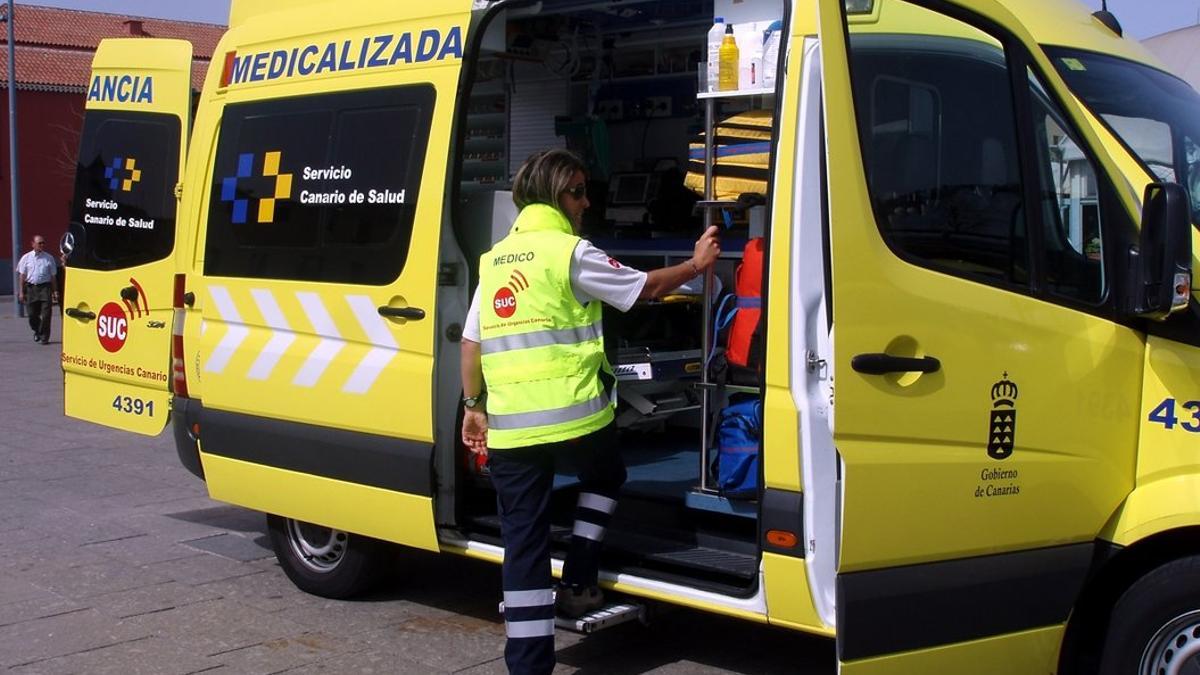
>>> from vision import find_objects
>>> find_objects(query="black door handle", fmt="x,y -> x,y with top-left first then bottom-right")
120,285 -> 138,302
65,307 -> 96,321
851,353 -> 941,375
183,292 -> 195,307
378,306 -> 426,321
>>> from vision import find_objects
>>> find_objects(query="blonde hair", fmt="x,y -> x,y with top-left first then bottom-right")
511,149 -> 586,212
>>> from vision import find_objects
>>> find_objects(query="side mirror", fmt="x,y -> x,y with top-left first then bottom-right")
1125,182 -> 1192,321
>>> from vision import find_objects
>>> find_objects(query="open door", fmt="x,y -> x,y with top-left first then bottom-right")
183,3 -> 475,551
62,39 -> 192,435
817,0 -> 1145,670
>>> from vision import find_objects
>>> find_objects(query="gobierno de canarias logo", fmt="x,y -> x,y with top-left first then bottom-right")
492,270 -> 530,319
106,157 -> 142,192
96,278 -> 149,353
220,150 -> 294,224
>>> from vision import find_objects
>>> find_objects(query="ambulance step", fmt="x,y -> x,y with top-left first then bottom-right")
558,602 -> 646,634
498,600 -> 647,635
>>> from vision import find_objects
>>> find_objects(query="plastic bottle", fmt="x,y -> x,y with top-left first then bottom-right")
718,24 -> 739,91
706,17 -> 726,93
761,20 -> 783,90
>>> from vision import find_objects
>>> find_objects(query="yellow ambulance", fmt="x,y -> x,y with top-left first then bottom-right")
61,0 -> 1200,672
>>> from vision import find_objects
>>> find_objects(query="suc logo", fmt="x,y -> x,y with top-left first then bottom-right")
492,270 -> 529,319
97,302 -> 129,353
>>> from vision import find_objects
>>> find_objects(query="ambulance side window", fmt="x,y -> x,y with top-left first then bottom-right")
204,85 -> 435,285
68,112 -> 181,271
850,31 -> 1029,287
1028,70 -> 1106,304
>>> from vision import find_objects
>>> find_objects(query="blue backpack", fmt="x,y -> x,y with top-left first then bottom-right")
712,398 -> 762,498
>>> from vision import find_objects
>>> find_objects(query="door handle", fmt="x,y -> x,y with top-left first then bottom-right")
851,353 -> 941,375
65,307 -> 96,321
183,292 -> 195,307
378,306 -> 426,321
120,285 -> 138,302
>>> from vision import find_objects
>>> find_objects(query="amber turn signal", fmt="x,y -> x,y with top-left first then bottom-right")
766,530 -> 798,549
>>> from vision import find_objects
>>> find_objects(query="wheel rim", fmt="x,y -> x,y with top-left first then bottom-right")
285,519 -> 348,574
1141,609 -> 1200,675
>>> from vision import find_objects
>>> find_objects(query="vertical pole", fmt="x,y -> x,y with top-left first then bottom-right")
699,96 -> 715,493
6,0 -> 20,318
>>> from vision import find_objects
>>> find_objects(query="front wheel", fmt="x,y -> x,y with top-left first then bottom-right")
1100,555 -> 1200,675
266,514 -> 393,599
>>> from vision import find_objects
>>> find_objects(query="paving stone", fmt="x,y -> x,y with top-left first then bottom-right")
183,532 -> 273,562
357,614 -> 508,672
90,581 -> 223,620
20,558 -> 173,599
147,552 -> 265,586
0,607 -> 153,668
194,570 -> 304,614
0,595 -> 87,629
7,635 -> 214,675
82,532 -> 201,566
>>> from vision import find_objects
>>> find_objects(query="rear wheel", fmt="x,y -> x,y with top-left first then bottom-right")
266,514 -> 393,599
1100,555 -> 1200,675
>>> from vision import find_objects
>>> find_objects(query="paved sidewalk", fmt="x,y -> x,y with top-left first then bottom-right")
0,297 -> 834,674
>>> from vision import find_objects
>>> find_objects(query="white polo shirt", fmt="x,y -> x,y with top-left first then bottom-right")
463,239 -> 648,343
17,250 -> 57,285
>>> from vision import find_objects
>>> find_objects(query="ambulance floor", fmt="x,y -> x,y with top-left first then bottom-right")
552,435 -> 698,501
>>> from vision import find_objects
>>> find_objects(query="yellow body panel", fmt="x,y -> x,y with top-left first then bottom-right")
763,553 -> 831,635
201,452 -> 438,550
842,626 -> 1063,674
62,38 -> 193,436
1102,336 -> 1200,546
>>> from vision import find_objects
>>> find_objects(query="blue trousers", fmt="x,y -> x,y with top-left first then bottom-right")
489,423 -> 625,675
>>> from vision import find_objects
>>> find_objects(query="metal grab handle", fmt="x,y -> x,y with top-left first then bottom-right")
851,353 -> 941,375
65,307 -> 96,321
120,285 -> 138,302
378,306 -> 426,321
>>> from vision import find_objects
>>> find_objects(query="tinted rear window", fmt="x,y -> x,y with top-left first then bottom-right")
67,111 -> 181,270
203,85 -> 435,285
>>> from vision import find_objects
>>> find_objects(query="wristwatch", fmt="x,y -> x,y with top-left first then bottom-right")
462,392 -> 485,409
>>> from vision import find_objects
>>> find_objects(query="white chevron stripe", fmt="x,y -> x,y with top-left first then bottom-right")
343,295 -> 398,394
248,289 -> 296,381
206,286 -> 248,374
293,292 -> 344,387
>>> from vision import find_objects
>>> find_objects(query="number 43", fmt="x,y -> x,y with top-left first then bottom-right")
1147,398 -> 1200,432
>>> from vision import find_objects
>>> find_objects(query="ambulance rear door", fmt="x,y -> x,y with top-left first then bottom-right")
186,3 -> 473,550
62,39 -> 192,435
817,0 -> 1146,671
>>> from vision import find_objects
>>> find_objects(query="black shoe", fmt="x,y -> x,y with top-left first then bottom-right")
555,584 -> 604,619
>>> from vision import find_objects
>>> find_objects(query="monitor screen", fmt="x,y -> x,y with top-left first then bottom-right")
611,173 -> 649,205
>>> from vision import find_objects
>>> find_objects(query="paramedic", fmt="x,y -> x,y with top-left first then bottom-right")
460,149 -> 720,674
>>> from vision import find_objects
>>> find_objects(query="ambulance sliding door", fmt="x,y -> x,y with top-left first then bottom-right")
190,4 -> 473,550
62,39 -> 192,435
817,0 -> 1143,671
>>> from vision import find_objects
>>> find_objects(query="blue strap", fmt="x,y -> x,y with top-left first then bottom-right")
735,296 -> 761,309
707,293 -> 739,368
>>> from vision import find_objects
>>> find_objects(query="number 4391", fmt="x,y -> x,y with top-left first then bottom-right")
112,395 -> 154,417
1147,398 -> 1200,432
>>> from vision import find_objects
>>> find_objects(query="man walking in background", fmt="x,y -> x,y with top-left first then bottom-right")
17,235 -> 58,344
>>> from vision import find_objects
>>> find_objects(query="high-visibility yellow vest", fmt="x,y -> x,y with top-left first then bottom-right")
478,203 -> 614,449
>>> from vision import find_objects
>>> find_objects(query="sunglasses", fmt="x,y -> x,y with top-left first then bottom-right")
564,184 -> 587,200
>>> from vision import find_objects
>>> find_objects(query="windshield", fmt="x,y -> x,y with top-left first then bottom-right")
1047,47 -> 1200,224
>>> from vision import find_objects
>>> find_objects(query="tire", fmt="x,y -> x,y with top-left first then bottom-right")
266,514 -> 393,599
1099,555 -> 1200,675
